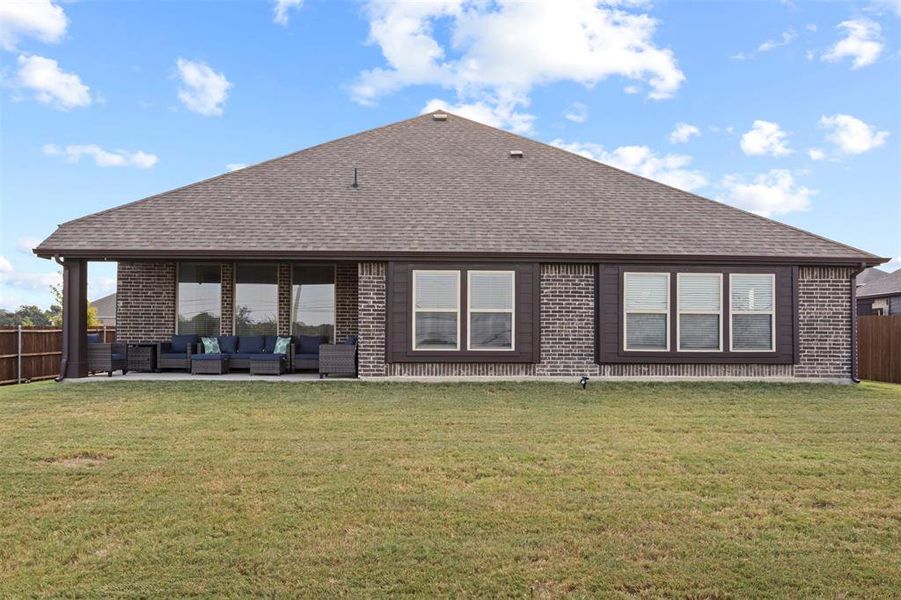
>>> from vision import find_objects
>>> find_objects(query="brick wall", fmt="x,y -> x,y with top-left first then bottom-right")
536,264 -> 600,376
358,262 -> 386,377
335,262 -> 359,342
116,261 -> 176,342
277,264 -> 291,336
795,266 -> 853,378
220,264 -> 234,335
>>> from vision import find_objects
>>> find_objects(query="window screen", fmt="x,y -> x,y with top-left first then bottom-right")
468,272 -> 514,350
730,274 -> 775,351
177,263 -> 221,337
234,264 -> 278,336
624,273 -> 670,351
678,274 -> 721,351
413,271 -> 459,350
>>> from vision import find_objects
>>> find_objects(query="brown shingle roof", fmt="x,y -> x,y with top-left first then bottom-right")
35,112 -> 882,264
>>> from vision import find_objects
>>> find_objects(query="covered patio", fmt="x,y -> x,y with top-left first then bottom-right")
50,258 -> 361,380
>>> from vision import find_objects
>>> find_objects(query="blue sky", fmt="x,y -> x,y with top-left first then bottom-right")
1,0 -> 899,310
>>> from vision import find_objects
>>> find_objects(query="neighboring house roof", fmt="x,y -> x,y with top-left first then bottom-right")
90,292 -> 116,325
35,112 -> 883,265
857,267 -> 889,287
857,268 -> 901,299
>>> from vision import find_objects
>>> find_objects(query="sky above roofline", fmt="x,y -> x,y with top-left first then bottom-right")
1,0 -> 899,309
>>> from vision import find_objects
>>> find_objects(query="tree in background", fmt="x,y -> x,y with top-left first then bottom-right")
48,279 -> 100,328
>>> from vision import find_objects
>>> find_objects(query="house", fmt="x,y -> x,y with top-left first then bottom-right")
857,268 -> 901,315
34,112 -> 886,381
90,293 -> 117,326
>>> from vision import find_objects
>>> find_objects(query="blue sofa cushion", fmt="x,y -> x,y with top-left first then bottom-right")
229,353 -> 255,360
160,352 -> 189,360
87,333 -> 101,344
249,353 -> 283,361
193,353 -> 227,361
170,334 -> 198,353
262,335 -> 278,353
344,335 -> 359,346
297,334 -> 326,354
218,336 -> 238,354
238,335 -> 265,353
110,353 -> 127,361
294,353 -> 318,361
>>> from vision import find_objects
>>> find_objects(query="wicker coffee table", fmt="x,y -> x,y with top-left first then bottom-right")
191,354 -> 229,375
249,355 -> 285,376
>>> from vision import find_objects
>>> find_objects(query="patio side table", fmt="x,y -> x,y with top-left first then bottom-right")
127,342 -> 157,373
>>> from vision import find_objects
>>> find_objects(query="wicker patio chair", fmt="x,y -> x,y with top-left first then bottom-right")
88,342 -> 128,377
318,342 -> 357,378
156,335 -> 199,371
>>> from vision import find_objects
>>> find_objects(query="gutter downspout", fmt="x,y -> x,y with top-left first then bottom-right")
850,262 -> 866,384
54,255 -> 67,382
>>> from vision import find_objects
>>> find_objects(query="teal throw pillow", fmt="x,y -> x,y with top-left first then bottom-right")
202,336 -> 221,354
273,336 -> 291,355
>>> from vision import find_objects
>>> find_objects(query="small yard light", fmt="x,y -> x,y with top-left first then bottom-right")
580,375 -> 589,390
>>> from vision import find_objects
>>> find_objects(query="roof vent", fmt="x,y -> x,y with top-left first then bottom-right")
432,112 -> 448,121
509,150 -> 524,158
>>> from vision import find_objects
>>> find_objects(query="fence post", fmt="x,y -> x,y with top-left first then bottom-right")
103,325 -> 107,343
17,325 -> 22,384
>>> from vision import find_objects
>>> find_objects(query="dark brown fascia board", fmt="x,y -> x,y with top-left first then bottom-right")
34,248 -> 888,267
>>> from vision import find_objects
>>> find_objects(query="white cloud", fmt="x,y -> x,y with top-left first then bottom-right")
807,148 -> 826,161
563,102 -> 588,124
0,0 -> 67,51
551,139 -> 707,192
0,258 -> 59,292
176,58 -> 232,117
720,169 -> 814,217
16,54 -> 91,110
822,19 -> 883,69
819,114 -> 889,155
732,29 -> 796,60
16,237 -> 41,255
669,122 -> 700,144
273,0 -> 303,25
422,95 -> 535,135
226,163 -> 247,172
868,0 -> 901,16
353,1 -> 684,133
43,144 -> 159,168
740,120 -> 792,156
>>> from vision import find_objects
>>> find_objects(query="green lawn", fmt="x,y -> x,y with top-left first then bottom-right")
1,381 -> 899,598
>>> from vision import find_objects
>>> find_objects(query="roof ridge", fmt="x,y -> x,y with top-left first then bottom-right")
51,112 -> 439,231
438,111 -> 881,261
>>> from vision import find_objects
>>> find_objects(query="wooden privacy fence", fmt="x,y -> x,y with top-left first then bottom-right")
858,316 -> 901,384
0,327 -> 116,385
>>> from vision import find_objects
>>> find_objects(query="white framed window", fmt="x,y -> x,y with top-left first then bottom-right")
677,273 -> 722,352
730,273 -> 776,352
624,272 -> 670,351
412,270 -> 460,350
467,271 -> 515,351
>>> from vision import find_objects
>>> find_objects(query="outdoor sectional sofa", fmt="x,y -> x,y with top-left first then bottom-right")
159,333 -> 336,373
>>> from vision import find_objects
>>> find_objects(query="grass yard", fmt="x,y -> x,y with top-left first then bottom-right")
1,381 -> 899,598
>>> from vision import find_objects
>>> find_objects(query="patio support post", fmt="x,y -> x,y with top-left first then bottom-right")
59,257 -> 89,380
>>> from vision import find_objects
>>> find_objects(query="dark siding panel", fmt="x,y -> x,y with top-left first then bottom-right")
388,262 -> 538,363
598,264 -> 795,365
